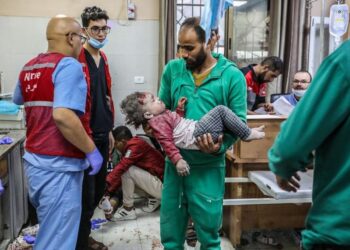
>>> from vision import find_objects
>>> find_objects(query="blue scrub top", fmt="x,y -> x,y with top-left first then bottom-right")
13,57 -> 89,172
284,93 -> 298,107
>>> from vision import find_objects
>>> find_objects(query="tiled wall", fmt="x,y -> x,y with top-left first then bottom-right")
0,16 -> 159,127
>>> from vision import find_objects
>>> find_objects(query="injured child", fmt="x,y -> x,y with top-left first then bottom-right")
120,91 -> 265,176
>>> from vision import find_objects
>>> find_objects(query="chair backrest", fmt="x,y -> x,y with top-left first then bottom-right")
270,93 -> 290,103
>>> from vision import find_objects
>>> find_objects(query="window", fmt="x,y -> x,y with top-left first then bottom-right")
176,0 -> 225,54
230,0 -> 270,66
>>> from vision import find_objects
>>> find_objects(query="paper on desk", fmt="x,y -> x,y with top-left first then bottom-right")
253,106 -> 267,114
272,96 -> 294,116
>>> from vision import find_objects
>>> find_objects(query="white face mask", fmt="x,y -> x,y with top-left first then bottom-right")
292,88 -> 307,97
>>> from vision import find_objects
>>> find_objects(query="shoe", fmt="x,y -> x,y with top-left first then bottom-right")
88,236 -> 108,250
185,222 -> 197,247
112,207 -> 137,221
253,233 -> 283,249
142,198 -> 161,213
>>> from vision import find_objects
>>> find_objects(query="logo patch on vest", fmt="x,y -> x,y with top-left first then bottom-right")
25,84 -> 38,93
125,149 -> 132,158
24,72 -> 41,81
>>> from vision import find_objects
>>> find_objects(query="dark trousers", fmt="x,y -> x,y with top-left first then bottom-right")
28,198 -> 38,225
76,134 -> 109,250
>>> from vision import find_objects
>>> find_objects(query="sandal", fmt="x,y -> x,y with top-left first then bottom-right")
253,233 -> 283,249
88,237 -> 108,250
185,221 -> 197,247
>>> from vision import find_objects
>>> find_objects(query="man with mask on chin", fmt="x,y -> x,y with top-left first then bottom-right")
159,17 -> 247,249
240,56 -> 284,114
268,70 -> 312,116
282,70 -> 312,106
76,6 -> 114,250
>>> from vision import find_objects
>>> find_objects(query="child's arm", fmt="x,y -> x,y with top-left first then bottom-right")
151,117 -> 190,175
148,114 -> 183,165
175,97 -> 187,117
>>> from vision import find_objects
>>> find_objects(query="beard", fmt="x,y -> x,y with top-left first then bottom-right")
185,46 -> 207,71
257,71 -> 267,83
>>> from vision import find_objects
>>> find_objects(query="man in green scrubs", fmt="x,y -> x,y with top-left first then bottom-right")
268,40 -> 350,249
158,17 -> 246,249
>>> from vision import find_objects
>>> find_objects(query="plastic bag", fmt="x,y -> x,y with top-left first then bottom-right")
0,100 -> 19,115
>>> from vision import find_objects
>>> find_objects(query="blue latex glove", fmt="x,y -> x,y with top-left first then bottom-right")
86,148 -> 103,175
0,136 -> 13,145
23,235 -> 36,244
0,179 -> 4,195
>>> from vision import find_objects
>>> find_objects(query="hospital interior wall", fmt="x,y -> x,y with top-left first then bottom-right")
0,0 -> 160,127
310,0 -> 350,39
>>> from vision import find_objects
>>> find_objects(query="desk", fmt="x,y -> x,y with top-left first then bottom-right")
223,116 -> 310,247
0,130 -> 27,249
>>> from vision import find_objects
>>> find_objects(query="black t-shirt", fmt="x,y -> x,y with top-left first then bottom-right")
84,49 -> 113,135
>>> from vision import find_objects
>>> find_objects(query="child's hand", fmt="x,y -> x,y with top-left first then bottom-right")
177,97 -> 187,110
175,159 -> 190,176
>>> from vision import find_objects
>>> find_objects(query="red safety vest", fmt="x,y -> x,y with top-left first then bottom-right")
19,52 -> 86,158
78,48 -> 115,126
245,70 -> 266,97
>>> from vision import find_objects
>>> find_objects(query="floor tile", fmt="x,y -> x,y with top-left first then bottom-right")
91,201 -> 301,250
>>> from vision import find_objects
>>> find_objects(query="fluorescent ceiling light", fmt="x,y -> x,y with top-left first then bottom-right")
233,1 -> 247,7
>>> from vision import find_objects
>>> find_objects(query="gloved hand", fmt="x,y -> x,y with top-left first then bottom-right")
86,148 -> 103,175
0,136 -> 13,145
0,179 -> 4,195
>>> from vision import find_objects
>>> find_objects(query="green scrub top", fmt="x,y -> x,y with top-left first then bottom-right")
268,40 -> 350,248
159,53 -> 247,168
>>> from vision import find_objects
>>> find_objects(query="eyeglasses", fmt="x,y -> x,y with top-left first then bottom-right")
87,26 -> 111,35
66,32 -> 87,44
292,79 -> 310,85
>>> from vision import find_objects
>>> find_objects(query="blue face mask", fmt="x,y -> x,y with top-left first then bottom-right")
292,88 -> 307,97
88,37 -> 109,49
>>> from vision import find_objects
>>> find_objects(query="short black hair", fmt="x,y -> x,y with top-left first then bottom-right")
180,17 -> 206,43
81,6 -> 109,27
261,56 -> 284,72
295,70 -> 312,82
112,126 -> 132,141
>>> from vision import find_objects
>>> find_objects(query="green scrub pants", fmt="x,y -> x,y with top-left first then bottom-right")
160,161 -> 225,250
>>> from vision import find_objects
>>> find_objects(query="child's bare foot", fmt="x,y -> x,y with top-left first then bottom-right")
244,125 -> 265,141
